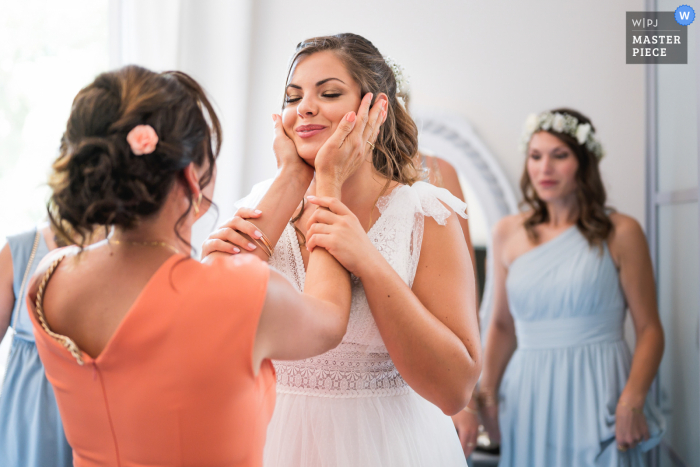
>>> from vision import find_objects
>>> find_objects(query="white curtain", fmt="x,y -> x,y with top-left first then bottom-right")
109,0 -> 254,254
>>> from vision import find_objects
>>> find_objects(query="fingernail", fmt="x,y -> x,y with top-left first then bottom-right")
367,93 -> 373,101
233,247 -> 240,253
307,195 -> 316,200
254,230 -> 262,238
271,114 -> 276,122
248,243 -> 257,250
346,112 -> 356,122
254,209 -> 262,214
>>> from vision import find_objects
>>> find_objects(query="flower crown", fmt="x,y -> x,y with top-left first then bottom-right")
384,55 -> 409,107
519,112 -> 605,160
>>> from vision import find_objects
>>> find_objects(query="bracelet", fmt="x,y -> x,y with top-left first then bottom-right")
620,402 -> 644,416
243,220 -> 274,258
477,387 -> 498,408
462,405 -> 479,416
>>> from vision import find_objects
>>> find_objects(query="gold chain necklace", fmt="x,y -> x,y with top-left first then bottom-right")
108,235 -> 182,255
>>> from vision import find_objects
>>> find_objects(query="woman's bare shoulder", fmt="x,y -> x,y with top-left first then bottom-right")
609,212 -> 643,234
607,212 -> 648,257
493,212 -> 527,244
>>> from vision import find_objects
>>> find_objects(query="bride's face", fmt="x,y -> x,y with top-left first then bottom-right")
282,51 -> 362,164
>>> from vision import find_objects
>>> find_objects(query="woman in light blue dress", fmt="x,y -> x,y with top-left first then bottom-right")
478,108 -> 665,466
0,225 -> 72,467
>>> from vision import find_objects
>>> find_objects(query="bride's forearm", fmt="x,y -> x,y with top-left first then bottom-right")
359,252 -> 478,415
303,177 -> 352,331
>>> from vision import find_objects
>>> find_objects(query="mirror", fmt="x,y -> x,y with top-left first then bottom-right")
414,108 -> 519,335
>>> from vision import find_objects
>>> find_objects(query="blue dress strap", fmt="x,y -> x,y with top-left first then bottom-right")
7,228 -> 48,340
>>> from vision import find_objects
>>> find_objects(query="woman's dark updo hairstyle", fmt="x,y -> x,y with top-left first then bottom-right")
49,65 -> 221,247
284,33 -> 421,186
520,107 -> 613,247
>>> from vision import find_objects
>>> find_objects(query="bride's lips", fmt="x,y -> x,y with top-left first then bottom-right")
295,124 -> 327,139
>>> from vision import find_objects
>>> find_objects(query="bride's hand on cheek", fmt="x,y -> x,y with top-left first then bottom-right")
314,92 -> 387,188
305,196 -> 379,277
272,114 -> 313,179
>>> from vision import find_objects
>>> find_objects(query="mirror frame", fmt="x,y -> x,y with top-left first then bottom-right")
414,108 -> 519,334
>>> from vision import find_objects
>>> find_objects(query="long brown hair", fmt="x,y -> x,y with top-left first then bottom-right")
520,108 -> 613,247
48,65 -> 221,248
284,33 -> 421,187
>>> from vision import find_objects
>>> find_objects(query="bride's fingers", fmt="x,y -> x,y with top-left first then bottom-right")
306,233 -> 332,253
348,93 -> 373,140
362,99 -> 386,143
212,227 -> 258,251
372,106 -> 387,142
272,114 -> 290,141
306,196 -> 351,215
202,239 -> 240,257
306,207 -> 340,230
307,222 -> 332,238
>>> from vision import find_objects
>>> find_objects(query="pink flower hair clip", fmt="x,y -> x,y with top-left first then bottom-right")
126,124 -> 159,156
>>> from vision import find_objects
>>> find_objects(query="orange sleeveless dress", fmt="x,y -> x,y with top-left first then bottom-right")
27,254 -> 275,467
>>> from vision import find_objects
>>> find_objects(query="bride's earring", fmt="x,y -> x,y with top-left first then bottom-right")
193,192 -> 203,216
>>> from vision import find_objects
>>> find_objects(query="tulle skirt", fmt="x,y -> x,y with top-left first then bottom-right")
263,389 -> 468,467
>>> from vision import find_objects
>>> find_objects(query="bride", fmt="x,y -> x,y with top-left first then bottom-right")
204,33 -> 481,467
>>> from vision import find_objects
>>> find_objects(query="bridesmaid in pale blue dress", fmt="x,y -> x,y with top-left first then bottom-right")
0,224 -> 72,467
478,108 -> 665,466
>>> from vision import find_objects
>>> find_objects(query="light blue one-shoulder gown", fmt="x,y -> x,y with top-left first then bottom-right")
0,229 -> 72,467
499,226 -> 665,467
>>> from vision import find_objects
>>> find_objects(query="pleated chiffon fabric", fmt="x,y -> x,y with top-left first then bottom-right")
0,229 -> 72,467
499,226 -> 665,466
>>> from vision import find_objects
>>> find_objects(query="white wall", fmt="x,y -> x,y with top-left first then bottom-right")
241,0 -> 647,225
113,0 -> 254,251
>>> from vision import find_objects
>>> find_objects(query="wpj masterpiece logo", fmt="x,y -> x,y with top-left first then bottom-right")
626,5 -> 694,64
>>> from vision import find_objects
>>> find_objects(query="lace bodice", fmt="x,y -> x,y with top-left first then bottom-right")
238,181 -> 467,397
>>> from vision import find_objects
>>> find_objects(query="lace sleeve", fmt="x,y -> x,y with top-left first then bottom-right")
233,178 -> 274,210
411,181 -> 468,225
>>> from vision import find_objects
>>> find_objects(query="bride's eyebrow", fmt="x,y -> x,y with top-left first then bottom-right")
286,77 -> 346,91
316,77 -> 345,86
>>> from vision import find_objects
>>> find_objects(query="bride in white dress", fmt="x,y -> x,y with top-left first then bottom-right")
203,33 -> 481,467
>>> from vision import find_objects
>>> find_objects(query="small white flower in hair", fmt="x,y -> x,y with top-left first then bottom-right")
576,123 -> 592,145
552,113 -> 566,133
524,114 -> 539,133
127,124 -> 158,156
384,55 -> 409,95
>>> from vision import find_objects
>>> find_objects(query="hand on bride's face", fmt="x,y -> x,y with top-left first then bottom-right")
282,51 -> 362,164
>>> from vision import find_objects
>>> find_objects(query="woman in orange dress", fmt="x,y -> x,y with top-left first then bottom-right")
26,65 -> 384,467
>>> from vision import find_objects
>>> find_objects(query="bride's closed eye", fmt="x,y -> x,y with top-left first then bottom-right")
285,92 -> 343,105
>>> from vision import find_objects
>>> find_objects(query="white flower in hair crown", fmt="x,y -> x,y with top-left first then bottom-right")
520,111 -> 605,160
384,56 -> 409,106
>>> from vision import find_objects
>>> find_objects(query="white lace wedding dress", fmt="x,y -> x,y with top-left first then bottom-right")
237,181 -> 469,467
